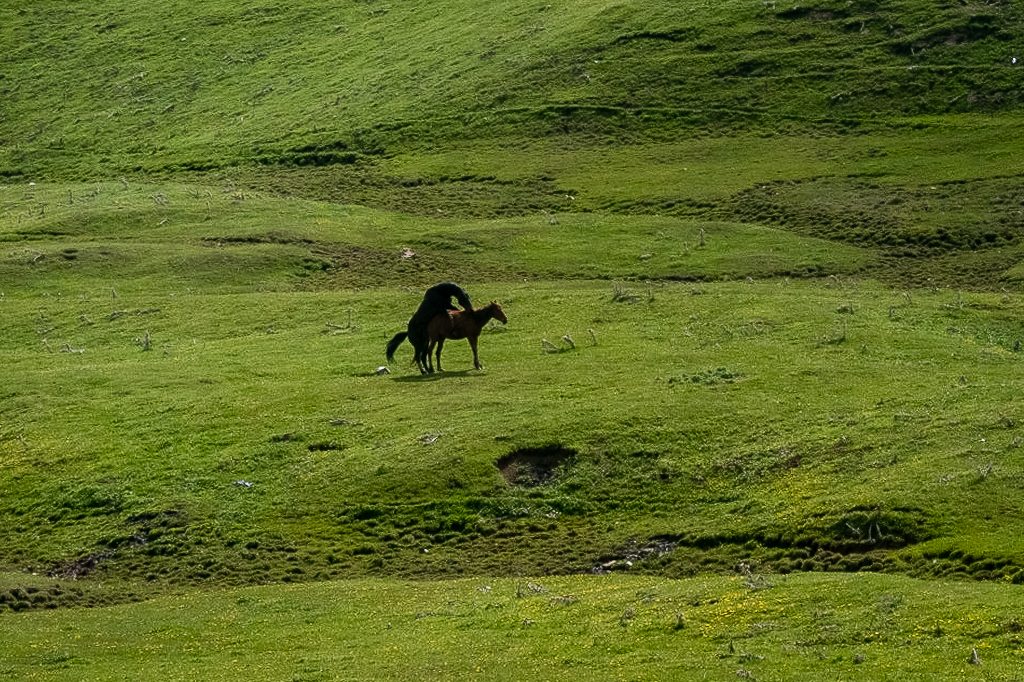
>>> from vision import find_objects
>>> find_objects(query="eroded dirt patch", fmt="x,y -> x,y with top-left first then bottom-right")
496,445 -> 577,487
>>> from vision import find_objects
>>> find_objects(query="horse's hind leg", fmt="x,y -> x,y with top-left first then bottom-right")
423,340 -> 436,374
435,339 -> 445,372
425,340 -> 435,373
415,343 -> 429,374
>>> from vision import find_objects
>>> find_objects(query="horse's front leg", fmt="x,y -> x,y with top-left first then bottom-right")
435,338 -> 445,372
469,336 -> 481,370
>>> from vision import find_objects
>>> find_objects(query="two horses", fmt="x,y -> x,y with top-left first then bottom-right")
387,301 -> 507,374
386,282 -> 473,374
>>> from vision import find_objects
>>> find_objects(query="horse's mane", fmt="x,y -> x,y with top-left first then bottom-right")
470,302 -> 500,323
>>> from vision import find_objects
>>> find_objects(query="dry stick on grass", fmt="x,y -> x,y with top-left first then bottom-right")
326,309 -> 357,334
611,283 -> 642,303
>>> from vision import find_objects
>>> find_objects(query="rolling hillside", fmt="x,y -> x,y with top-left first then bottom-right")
3,0 -> 1023,177
2,1 -> 1024,679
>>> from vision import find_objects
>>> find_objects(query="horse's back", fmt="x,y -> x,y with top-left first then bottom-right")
459,309 -> 486,336
429,311 -> 472,340
427,312 -> 454,337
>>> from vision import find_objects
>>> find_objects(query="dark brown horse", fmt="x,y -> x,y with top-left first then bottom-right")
425,302 -> 507,372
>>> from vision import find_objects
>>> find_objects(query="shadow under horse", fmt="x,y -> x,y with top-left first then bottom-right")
386,282 -> 473,374
425,301 -> 508,372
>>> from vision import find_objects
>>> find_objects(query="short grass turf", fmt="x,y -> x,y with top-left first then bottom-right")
2,573 -> 1024,681
2,263 -> 1024,589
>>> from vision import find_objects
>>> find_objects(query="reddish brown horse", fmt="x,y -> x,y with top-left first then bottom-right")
425,302 -> 507,372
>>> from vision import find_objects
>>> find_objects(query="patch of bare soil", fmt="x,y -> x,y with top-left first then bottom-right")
496,445 -> 577,487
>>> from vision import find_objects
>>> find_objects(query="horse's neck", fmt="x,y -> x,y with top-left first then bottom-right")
473,307 -> 494,325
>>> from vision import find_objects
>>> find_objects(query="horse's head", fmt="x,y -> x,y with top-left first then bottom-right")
488,301 -> 508,324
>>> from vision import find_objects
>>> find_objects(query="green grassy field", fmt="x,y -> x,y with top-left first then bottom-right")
3,573 -> 1024,681
2,0 -> 1024,678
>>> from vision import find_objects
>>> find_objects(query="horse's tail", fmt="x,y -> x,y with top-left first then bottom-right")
386,331 -> 407,363
453,284 -> 473,311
